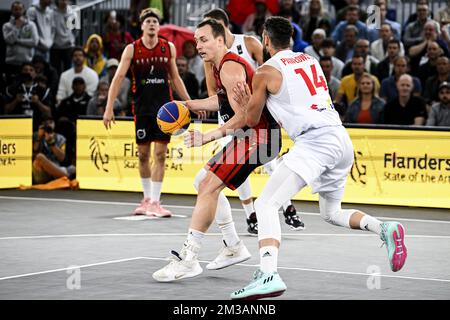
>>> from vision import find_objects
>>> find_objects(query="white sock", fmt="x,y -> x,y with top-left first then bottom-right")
141,178 -> 151,199
282,200 -> 292,211
359,215 -> 382,235
242,202 -> 255,219
151,181 -> 162,202
185,228 -> 204,260
219,221 -> 240,247
259,246 -> 278,273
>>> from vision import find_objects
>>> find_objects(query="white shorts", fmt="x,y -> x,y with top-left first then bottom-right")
282,125 -> 354,199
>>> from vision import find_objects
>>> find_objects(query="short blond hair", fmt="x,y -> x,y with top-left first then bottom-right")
139,7 -> 162,23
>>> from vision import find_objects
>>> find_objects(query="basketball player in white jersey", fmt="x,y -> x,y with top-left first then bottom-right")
202,8 -> 304,236
230,16 -> 408,300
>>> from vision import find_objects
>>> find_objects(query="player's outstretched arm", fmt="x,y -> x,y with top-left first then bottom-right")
103,44 -> 133,129
183,95 -> 219,112
244,35 -> 264,66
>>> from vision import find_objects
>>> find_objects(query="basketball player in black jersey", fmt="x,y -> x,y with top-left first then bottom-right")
103,8 -> 191,217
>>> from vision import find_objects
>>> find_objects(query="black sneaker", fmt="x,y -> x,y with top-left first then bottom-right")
283,205 -> 305,231
246,212 -> 258,236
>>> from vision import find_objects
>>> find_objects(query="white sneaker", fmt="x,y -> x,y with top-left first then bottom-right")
152,250 -> 203,282
206,240 -> 251,270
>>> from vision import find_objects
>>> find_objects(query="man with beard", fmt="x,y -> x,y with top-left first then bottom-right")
426,81 -> 450,126
230,16 -> 407,300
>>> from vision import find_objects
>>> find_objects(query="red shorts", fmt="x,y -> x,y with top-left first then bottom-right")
207,128 -> 281,190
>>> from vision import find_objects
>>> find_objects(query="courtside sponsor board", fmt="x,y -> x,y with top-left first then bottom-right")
76,119 -> 450,209
0,117 -> 32,188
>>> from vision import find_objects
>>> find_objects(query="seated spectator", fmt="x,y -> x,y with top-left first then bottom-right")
321,38 -> 344,79
57,77 -> 91,123
344,73 -> 386,124
103,12 -> 134,60
51,0 -> 76,75
423,56 -> 450,105
84,34 -> 107,77
242,0 -> 272,38
380,56 -> 422,103
301,0 -> 332,43
173,56 -> 199,100
33,55 -> 59,100
341,39 -> 378,77
304,28 -> 326,60
57,47 -> 99,105
426,81 -> 450,126
277,0 -> 301,25
319,56 -> 341,100
403,3 -> 440,49
370,23 -> 405,62
4,64 -> 52,130
403,0 -> 434,35
2,1 -> 38,83
335,0 -> 367,24
335,55 -> 380,109
87,81 -> 122,116
331,5 -> 368,44
416,41 -> 444,88
182,40 -> 204,87
408,21 -> 450,75
32,117 -> 75,184
100,58 -> 130,112
335,25 -> 358,63
384,74 -> 426,125
375,38 -> 403,82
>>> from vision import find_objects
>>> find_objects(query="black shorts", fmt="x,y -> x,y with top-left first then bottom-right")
134,115 -> 170,144
207,128 -> 281,190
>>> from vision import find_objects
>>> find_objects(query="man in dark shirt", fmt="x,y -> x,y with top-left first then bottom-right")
384,74 -> 427,125
57,77 -> 91,122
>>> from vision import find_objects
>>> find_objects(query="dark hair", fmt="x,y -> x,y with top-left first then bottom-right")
139,7 -> 162,23
321,38 -> 336,48
387,38 -> 401,47
320,55 -> 333,63
203,8 -> 229,26
21,62 -> 34,70
352,54 -> 365,62
72,46 -> 86,57
35,74 -> 48,83
197,19 -> 226,43
263,16 -> 293,49
347,5 -> 360,13
11,1 -> 24,10
393,55 -> 410,66
72,77 -> 86,85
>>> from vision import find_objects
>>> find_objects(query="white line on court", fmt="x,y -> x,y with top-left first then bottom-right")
0,257 -> 144,281
0,233 -> 449,241
1,195 -> 450,225
1,255 -> 448,284
140,257 -> 450,284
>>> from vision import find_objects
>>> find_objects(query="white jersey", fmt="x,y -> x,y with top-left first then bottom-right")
218,34 -> 259,126
264,50 -> 342,140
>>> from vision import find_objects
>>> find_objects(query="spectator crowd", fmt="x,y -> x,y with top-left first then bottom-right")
1,0 -> 450,185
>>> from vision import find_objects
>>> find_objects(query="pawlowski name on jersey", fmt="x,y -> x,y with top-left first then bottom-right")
213,51 -> 279,136
130,38 -> 173,116
264,50 -> 342,140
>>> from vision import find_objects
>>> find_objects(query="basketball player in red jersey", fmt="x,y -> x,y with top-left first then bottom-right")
103,8 -> 191,217
152,19 -> 281,282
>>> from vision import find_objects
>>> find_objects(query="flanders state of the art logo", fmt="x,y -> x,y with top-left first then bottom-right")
89,137 -> 109,172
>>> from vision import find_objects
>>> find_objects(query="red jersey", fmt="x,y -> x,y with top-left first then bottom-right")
130,37 -> 173,116
213,51 -> 278,132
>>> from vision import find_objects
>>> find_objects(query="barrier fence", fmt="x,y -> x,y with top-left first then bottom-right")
1,116 -> 449,209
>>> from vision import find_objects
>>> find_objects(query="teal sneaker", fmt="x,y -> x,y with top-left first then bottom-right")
380,221 -> 407,272
230,269 -> 287,300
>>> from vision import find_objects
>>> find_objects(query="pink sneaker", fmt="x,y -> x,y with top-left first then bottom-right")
133,198 -> 151,215
148,200 -> 172,218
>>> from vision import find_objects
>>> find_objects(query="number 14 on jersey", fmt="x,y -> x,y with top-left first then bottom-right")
295,64 -> 328,96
